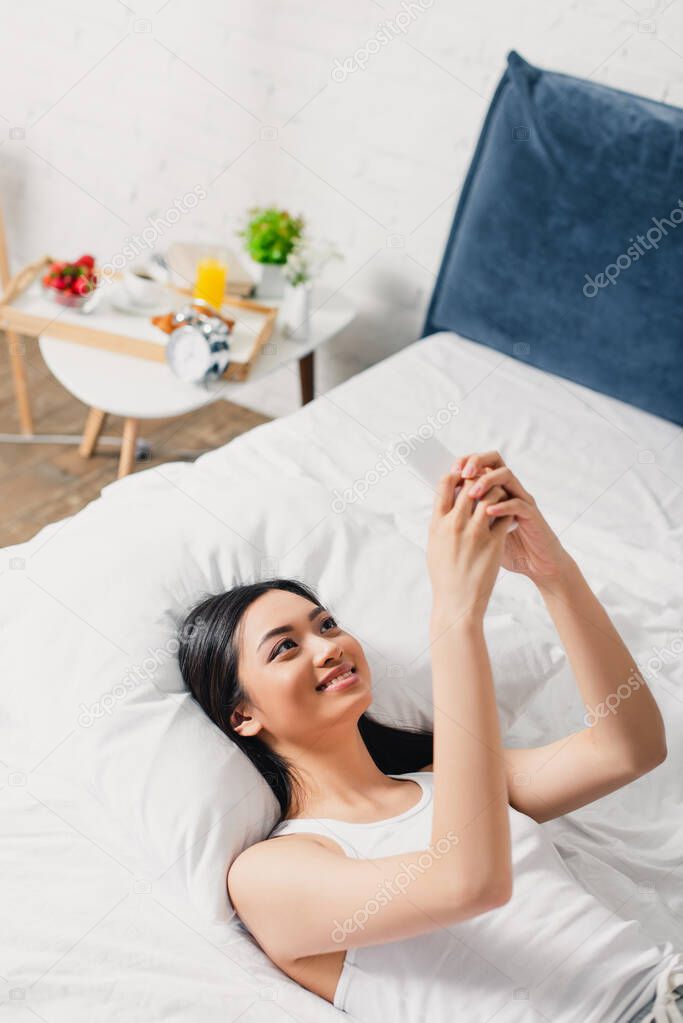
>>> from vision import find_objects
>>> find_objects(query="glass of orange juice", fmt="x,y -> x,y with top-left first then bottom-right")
193,255 -> 228,312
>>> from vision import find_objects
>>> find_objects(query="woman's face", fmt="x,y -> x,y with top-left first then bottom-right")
232,589 -> 371,743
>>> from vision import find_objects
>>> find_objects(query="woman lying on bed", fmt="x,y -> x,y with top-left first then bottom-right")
178,451 -> 683,1023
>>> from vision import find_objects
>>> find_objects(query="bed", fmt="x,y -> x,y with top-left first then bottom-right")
2,327 -> 682,1021
3,51 -> 683,1023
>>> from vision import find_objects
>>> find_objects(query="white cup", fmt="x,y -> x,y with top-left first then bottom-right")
121,263 -> 167,307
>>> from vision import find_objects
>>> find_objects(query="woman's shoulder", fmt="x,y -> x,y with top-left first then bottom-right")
269,832 -> 346,854
228,832 -> 347,902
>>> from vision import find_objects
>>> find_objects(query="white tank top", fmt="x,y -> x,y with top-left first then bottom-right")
268,771 -> 683,1023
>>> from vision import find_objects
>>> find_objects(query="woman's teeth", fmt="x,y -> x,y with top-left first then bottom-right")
318,669 -> 355,691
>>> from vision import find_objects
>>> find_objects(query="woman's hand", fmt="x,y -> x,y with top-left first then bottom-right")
454,450 -> 571,583
427,468 -> 513,621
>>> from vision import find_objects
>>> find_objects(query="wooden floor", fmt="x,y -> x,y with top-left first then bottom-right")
0,333 -> 271,547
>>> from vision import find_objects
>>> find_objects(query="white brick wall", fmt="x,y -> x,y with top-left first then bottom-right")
1,0 -> 681,416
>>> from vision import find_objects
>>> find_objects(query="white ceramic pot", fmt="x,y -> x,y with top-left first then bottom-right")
256,263 -> 285,299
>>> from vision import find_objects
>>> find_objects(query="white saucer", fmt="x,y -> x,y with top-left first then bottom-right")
109,283 -> 173,317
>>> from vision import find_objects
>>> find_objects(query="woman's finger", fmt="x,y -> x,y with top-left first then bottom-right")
451,476 -> 479,525
452,453 -> 478,477
472,485 -> 508,526
485,497 -> 535,519
454,454 -> 497,477
433,469 -> 460,519
466,466 -> 532,503
461,450 -> 505,478
475,484 -> 507,509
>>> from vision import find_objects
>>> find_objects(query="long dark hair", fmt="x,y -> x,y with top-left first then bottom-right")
177,577 -> 433,822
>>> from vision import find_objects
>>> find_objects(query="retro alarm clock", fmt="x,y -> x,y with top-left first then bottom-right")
153,301 -> 235,384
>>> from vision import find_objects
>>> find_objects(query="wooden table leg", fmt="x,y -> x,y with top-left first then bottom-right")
5,329 -> 33,434
79,407 -> 107,458
0,201 -> 33,435
299,351 -> 314,405
117,417 -> 139,479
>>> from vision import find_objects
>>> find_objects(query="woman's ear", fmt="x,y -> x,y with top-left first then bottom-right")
230,704 -> 261,737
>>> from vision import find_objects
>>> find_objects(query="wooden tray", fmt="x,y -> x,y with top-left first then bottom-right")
0,255 -> 278,382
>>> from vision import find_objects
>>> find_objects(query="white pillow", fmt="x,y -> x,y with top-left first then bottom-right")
0,465 -> 563,925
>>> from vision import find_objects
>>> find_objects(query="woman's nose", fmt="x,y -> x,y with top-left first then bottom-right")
314,639 -> 343,665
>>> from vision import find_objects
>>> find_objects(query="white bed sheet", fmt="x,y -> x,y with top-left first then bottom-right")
2,331 -> 682,1021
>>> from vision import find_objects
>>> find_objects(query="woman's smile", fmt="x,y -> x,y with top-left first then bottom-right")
316,665 -> 358,692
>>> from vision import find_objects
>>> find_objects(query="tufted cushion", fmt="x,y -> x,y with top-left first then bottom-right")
424,50 -> 683,424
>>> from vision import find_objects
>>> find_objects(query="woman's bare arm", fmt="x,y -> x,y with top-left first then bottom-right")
228,829 -> 509,964
450,450 -> 667,824
428,609 -> 512,890
503,557 -> 666,822
534,556 -> 666,767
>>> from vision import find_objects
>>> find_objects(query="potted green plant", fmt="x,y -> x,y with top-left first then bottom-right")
238,206 -> 305,298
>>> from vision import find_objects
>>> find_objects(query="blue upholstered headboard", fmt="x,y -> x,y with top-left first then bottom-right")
423,51 -> 683,425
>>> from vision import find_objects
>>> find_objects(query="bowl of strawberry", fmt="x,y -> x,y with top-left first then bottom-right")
42,255 -> 98,309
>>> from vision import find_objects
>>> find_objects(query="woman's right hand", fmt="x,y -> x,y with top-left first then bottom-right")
427,468 -> 513,621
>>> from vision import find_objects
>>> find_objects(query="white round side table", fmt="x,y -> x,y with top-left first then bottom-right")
37,289 -> 356,478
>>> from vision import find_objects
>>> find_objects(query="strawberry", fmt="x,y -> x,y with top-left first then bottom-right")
44,256 -> 97,299
73,276 -> 92,296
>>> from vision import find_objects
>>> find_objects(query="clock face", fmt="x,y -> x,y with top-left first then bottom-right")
166,326 -> 212,383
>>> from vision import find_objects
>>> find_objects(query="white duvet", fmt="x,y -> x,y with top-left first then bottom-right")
2,331 -> 682,1021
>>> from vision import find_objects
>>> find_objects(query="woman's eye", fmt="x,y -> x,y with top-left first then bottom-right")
271,637 -> 296,659
270,617 -> 340,660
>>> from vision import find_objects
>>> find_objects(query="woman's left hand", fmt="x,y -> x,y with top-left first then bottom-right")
453,451 -> 571,583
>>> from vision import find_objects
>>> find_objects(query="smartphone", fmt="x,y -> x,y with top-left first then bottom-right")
402,435 -> 518,532
400,434 -> 460,489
